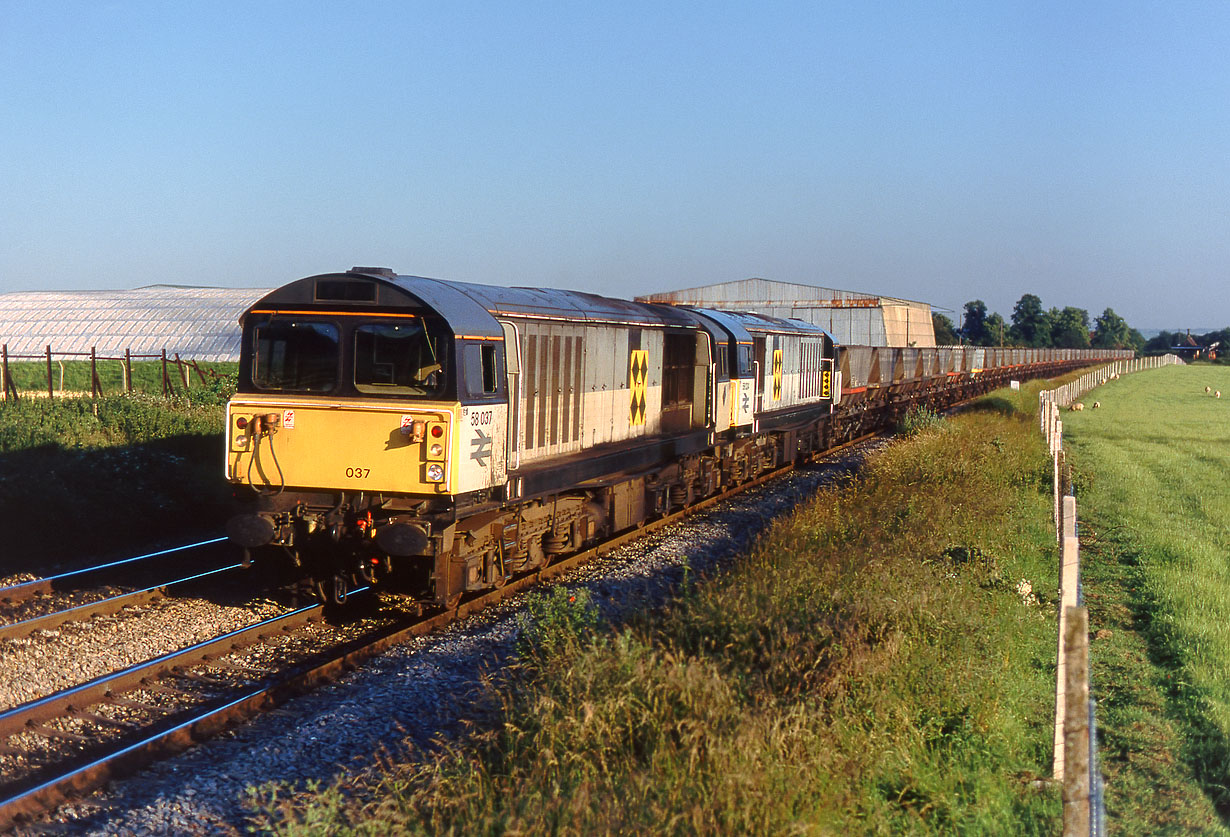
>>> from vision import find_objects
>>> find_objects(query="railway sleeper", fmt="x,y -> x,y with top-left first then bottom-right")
105,696 -> 174,715
71,711 -> 140,731
30,724 -> 91,744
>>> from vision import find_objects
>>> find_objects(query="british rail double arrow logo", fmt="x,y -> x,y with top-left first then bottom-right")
471,428 -> 492,466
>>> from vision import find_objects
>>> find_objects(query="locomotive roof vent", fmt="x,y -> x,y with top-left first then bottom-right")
349,266 -> 397,278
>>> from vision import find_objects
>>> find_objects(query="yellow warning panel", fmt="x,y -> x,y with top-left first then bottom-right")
772,349 -> 783,401
629,349 -> 648,425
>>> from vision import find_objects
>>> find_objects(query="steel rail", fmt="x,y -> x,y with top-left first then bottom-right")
0,537 -> 228,605
0,563 -> 244,643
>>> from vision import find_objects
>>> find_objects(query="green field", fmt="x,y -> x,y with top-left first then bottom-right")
1062,363 -> 1230,833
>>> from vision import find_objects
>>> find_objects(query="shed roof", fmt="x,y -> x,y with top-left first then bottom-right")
636,277 -> 931,308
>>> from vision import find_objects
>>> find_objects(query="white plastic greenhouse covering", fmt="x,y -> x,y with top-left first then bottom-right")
0,286 -> 273,362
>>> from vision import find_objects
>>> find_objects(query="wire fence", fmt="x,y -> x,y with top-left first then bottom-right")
0,343 -> 230,401
1039,353 -> 1182,836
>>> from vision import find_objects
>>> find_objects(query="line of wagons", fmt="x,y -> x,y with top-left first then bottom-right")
224,268 -> 1131,605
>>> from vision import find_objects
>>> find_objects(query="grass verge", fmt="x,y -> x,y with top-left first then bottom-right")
0,381 -> 235,577
1062,363 -> 1230,834
248,383 -> 1072,835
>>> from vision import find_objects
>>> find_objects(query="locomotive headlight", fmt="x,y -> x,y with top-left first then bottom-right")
429,443 -> 444,457
234,435 -> 249,449
426,463 -> 445,482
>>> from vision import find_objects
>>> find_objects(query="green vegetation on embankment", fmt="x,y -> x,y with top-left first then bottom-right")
2,358 -> 235,400
250,384 -> 1075,834
1062,363 -> 1230,835
0,369 -> 236,576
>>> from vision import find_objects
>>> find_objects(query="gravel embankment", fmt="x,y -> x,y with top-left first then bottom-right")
35,446 -> 876,834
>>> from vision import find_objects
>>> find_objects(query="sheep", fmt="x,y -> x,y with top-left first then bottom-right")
1218,391 -> 1223,399
1207,386 -> 1212,393
1069,402 -> 1084,411
1092,401 -> 1100,409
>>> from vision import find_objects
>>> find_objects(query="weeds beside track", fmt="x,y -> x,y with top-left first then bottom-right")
252,384 -> 1069,835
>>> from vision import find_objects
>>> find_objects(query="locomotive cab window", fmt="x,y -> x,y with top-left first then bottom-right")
736,344 -> 754,377
252,320 -> 339,392
354,321 -> 445,395
463,343 -> 499,396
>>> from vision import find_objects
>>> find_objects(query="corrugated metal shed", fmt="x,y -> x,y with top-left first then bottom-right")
637,278 -> 936,347
0,286 -> 272,361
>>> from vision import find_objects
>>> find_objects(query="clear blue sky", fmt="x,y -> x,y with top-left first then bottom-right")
3,1 -> 1228,330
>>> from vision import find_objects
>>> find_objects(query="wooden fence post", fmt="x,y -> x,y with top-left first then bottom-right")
175,353 -> 189,390
125,349 -> 133,393
161,349 -> 170,397
1,344 -> 14,402
190,359 -> 208,385
1055,496 -> 1080,779
1063,606 -> 1091,836
45,345 -> 53,399
90,346 -> 99,399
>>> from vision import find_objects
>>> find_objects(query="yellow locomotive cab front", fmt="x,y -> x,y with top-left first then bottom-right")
227,397 -> 457,495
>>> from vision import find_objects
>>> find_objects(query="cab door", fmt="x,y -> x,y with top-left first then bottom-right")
499,320 -> 522,497
752,336 -> 766,429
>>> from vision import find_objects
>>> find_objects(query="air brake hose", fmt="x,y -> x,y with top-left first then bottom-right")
247,424 -> 286,495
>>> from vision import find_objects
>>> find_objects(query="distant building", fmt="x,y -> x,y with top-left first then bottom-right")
636,278 -> 936,347
1171,331 -> 1219,360
0,285 -> 272,362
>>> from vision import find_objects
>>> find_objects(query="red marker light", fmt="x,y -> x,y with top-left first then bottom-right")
431,425 -> 444,437
236,417 -> 248,430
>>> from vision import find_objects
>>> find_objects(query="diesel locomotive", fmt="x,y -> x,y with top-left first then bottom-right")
224,268 -> 840,605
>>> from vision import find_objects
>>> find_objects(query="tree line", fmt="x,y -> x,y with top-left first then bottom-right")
931,294 -> 1146,351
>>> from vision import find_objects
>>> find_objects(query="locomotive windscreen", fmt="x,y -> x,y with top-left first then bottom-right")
353,321 -> 445,395
252,320 -> 339,392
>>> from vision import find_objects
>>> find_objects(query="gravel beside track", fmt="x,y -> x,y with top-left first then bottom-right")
34,445 -> 878,835
0,599 -> 287,712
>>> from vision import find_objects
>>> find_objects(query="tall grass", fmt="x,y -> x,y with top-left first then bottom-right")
1062,364 -> 1230,832
250,384 -> 1069,835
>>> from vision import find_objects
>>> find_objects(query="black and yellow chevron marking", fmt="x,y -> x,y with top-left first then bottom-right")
629,349 -> 648,426
772,349 -> 783,401
821,368 -> 832,399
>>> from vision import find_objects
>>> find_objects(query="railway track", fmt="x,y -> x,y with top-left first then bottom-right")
0,537 -> 228,606
0,436 -> 878,831
0,563 -> 245,643
0,538 -> 243,640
